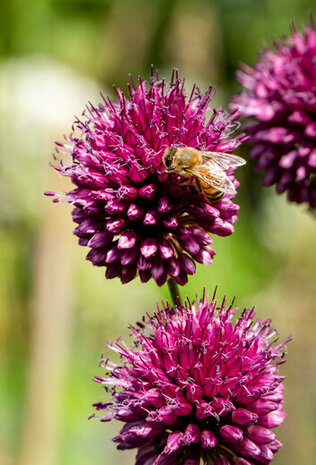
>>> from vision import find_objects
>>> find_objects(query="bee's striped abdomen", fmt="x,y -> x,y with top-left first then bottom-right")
199,180 -> 224,204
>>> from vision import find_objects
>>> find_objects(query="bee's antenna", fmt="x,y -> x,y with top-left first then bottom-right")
156,160 -> 165,175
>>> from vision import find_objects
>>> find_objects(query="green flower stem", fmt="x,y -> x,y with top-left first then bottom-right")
167,278 -> 182,307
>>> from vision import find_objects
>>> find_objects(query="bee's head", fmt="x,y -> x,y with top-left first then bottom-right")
162,146 -> 178,171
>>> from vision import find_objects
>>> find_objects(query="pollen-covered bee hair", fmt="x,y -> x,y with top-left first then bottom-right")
163,146 -> 246,203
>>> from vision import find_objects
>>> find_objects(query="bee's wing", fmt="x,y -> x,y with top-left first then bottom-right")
200,151 -> 246,169
188,163 -> 237,195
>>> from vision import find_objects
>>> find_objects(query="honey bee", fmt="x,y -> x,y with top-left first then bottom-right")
163,146 -> 246,203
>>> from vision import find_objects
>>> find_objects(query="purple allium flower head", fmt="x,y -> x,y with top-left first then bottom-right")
93,291 -> 290,464
47,69 -> 246,286
232,22 -> 316,209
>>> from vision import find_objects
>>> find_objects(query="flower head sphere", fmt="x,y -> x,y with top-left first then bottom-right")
232,23 -> 316,209
93,292 -> 290,465
48,69 -> 246,286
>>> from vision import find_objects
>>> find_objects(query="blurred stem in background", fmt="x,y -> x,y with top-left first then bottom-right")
143,0 -> 179,69
18,173 -> 74,465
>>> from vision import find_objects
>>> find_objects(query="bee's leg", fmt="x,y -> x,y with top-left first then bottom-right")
187,178 -> 201,195
195,178 -> 202,193
177,177 -> 191,186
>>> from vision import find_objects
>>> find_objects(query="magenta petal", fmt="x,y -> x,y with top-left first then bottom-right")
121,266 -> 137,284
79,237 -> 90,246
163,432 -> 184,455
232,408 -> 258,426
220,425 -> 243,443
139,269 -> 151,283
106,218 -> 125,234
191,228 -> 212,246
152,258 -> 165,281
74,218 -> 102,236
159,240 -> 174,259
235,438 -> 261,459
105,263 -> 120,279
118,231 -> 137,249
117,185 -> 138,200
156,406 -> 178,426
258,444 -> 274,462
157,196 -> 173,213
86,248 -> 108,265
247,426 -> 276,445
141,238 -> 158,257
178,253 -> 196,275
247,399 -> 279,416
139,184 -> 156,200
141,389 -> 164,408
121,248 -> 138,266
106,247 -> 121,263
257,409 -> 286,428
200,430 -> 217,449
163,216 -> 178,229
166,257 -> 181,277
138,254 -> 152,270
180,236 -> 200,255
269,439 -> 283,452
143,210 -> 157,226
105,199 -> 127,214
127,204 -> 144,221
179,345 -> 195,371
123,422 -> 163,440
183,424 -> 200,445
88,230 -> 113,248
174,271 -> 188,286
130,165 -> 148,183
193,248 -> 214,265
170,400 -> 192,417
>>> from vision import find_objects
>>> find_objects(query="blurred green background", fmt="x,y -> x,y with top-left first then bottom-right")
1,1 -> 315,465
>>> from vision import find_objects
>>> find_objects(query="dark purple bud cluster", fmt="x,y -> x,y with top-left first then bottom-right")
232,23 -> 316,209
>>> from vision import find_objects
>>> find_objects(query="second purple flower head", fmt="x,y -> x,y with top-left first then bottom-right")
93,291 -> 290,465
48,69 -> 246,285
232,23 -> 316,209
